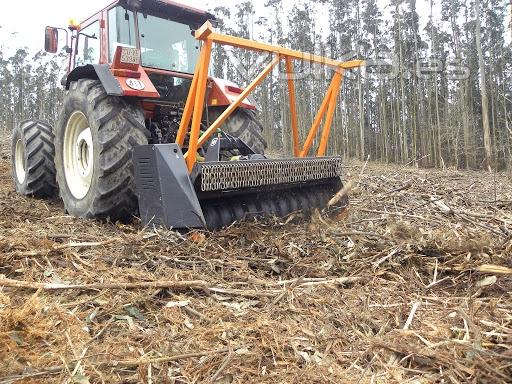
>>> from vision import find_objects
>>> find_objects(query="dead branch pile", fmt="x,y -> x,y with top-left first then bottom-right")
0,157 -> 511,383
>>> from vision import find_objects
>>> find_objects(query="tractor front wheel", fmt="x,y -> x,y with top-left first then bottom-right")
207,107 -> 267,155
54,79 -> 149,221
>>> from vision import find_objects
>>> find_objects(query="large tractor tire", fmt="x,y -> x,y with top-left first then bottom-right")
54,79 -> 149,221
208,107 -> 267,155
11,120 -> 57,197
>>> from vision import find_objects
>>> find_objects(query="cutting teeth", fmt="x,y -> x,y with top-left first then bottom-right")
198,157 -> 343,192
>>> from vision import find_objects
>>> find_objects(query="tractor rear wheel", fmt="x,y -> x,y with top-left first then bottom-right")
207,107 -> 267,155
54,79 -> 149,221
11,120 -> 57,197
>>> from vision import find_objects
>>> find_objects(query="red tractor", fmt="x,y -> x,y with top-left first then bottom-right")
11,0 -> 363,229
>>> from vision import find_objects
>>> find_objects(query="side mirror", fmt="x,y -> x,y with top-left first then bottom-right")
45,26 -> 58,53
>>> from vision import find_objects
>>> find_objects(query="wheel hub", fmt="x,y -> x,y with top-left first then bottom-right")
63,111 -> 94,200
14,139 -> 26,184
76,129 -> 93,178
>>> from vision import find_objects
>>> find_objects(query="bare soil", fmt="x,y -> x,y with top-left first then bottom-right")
0,139 -> 511,383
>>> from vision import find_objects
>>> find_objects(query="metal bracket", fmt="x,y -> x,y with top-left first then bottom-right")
205,133 -> 256,162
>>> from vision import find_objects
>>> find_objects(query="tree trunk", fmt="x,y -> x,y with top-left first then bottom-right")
475,0 -> 493,170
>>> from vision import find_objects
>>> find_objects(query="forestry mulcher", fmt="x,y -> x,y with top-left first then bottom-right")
11,0 -> 363,229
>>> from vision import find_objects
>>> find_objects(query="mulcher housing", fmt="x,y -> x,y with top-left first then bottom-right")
21,0 -> 365,229
134,144 -> 345,228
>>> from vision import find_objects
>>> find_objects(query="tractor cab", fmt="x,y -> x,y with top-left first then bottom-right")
45,0 -> 256,115
45,0 -> 220,103
46,0 -> 213,72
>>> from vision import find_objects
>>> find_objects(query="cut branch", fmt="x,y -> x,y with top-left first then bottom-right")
0,278 -> 207,291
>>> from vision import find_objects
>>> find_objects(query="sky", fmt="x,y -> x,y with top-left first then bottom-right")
0,0 -> 510,55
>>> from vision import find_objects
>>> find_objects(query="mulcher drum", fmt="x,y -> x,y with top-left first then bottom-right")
195,158 -> 345,228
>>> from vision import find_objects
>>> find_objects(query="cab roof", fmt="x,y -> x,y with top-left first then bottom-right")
108,0 -> 215,25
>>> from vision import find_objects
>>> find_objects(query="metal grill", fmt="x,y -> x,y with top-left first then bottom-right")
198,157 -> 343,192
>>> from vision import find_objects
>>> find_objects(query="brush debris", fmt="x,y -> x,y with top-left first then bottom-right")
0,153 -> 511,383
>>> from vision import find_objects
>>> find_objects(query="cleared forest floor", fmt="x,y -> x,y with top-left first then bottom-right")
0,138 -> 511,383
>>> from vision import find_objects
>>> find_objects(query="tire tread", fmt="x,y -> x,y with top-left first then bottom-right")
11,119 -> 57,197
208,107 -> 267,155
54,79 -> 148,221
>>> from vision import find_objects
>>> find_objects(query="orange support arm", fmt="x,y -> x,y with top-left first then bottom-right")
186,39 -> 213,171
177,23 -> 214,148
317,71 -> 344,156
285,57 -> 300,157
203,24 -> 364,71
177,21 -> 365,172
176,56 -> 201,146
189,55 -> 280,153
300,77 -> 338,157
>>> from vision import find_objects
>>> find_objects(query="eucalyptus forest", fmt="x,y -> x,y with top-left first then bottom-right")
1,0 -> 511,169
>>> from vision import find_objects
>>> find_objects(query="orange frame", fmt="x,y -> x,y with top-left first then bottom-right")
176,21 -> 365,171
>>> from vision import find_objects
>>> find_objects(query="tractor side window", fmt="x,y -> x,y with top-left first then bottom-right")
75,22 -> 100,67
108,6 -> 136,62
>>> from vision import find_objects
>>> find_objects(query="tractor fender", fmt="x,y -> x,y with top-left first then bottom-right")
65,64 -> 123,96
207,78 -> 257,110
65,64 -> 159,98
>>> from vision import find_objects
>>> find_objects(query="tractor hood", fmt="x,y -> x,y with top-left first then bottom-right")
120,0 -> 216,25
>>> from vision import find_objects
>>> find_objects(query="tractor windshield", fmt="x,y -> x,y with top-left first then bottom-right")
137,13 -> 200,74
